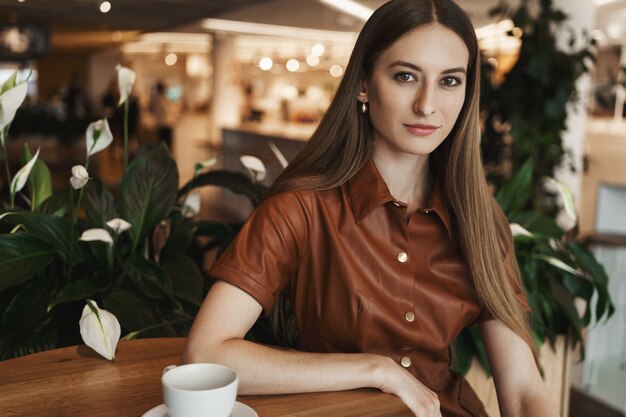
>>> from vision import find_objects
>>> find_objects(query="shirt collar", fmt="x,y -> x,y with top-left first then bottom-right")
347,158 -> 453,238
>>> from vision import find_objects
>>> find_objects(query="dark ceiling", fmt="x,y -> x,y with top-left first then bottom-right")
0,0 -> 269,33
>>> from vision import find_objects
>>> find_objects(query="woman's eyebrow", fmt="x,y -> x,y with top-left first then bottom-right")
388,60 -> 467,75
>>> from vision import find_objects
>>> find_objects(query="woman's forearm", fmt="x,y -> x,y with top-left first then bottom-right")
183,338 -> 389,394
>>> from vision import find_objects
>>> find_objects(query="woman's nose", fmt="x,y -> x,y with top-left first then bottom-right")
413,84 -> 435,116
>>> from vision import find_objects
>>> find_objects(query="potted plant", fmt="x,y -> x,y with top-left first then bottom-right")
0,66 -> 266,360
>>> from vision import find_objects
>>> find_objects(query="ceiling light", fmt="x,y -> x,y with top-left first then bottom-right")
201,18 -> 357,43
286,59 -> 300,72
306,54 -> 320,67
259,57 -> 273,71
165,53 -> 178,66
311,43 -> 325,57
18,0 -> 26,3
317,0 -> 374,21
100,1 -> 111,13
330,65 -> 343,78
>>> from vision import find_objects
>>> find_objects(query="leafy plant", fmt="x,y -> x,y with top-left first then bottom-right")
480,0 -> 596,208
0,68 -> 266,360
451,160 -> 615,375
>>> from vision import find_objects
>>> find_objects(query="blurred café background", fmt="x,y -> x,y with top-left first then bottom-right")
0,0 -> 624,415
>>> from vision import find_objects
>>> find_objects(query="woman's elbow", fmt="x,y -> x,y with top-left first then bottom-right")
181,335 -> 219,364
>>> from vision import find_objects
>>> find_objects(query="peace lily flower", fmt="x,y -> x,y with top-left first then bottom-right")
182,192 -> 201,218
240,155 -> 266,182
106,218 -> 132,234
116,64 -> 136,106
0,71 -> 30,145
193,156 -> 217,177
545,177 -> 577,231
70,165 -> 89,190
268,141 -> 289,169
79,300 -> 121,361
10,148 -> 40,197
510,223 -> 535,238
86,118 -> 114,157
535,254 -> 583,277
79,228 -> 114,246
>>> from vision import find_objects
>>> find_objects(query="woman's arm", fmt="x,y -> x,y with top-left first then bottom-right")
183,281 -> 442,417
479,319 -> 560,417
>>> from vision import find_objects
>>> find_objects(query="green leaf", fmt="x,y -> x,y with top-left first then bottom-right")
568,243 -> 608,287
496,158 -> 533,213
22,144 -> 52,210
450,328 -> 474,375
0,319 -> 58,360
124,255 -> 173,300
161,251 -> 203,306
469,327 -> 491,374
84,178 -> 117,229
548,278 -> 582,343
102,288 -> 160,331
0,276 -> 53,339
508,211 -> 564,238
118,145 -> 178,252
164,221 -> 197,252
0,234 -> 55,291
37,190 -> 72,217
178,170 -> 266,206
48,277 -> 108,310
1,212 -> 73,255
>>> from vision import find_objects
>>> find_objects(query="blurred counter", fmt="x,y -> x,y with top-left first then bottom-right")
232,121 -> 317,142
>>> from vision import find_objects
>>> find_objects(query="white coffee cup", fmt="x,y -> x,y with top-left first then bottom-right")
162,363 -> 239,417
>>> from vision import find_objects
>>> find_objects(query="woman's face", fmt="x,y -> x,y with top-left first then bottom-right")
359,23 -> 469,157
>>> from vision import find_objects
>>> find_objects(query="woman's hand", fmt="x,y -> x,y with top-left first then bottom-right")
375,357 -> 442,417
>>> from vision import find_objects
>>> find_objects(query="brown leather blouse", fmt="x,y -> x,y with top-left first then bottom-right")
209,158 -> 529,417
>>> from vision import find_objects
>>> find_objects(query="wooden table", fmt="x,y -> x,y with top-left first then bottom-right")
0,338 -> 412,417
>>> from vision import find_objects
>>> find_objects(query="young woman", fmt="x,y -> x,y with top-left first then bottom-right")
183,1 -> 560,416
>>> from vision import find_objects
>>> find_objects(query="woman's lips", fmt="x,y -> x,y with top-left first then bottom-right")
404,123 -> 439,136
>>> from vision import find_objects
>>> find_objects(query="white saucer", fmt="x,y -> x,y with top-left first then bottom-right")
142,401 -> 258,417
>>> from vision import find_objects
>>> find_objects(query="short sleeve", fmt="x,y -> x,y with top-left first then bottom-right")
208,191 -> 310,317
476,198 -> 531,323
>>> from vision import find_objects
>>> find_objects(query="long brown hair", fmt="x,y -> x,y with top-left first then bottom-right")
267,0 -> 538,363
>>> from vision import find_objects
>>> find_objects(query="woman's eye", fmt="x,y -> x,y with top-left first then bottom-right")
395,72 -> 416,83
441,76 -> 462,87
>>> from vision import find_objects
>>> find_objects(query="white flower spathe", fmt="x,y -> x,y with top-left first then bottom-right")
0,72 -> 29,145
86,118 -> 114,157
182,192 -> 201,218
70,165 -> 89,189
10,148 -> 40,195
546,177 -> 577,230
535,254 -> 583,277
510,223 -> 534,238
79,300 -> 121,361
106,218 -> 132,234
268,141 -> 289,169
194,156 -> 217,176
240,155 -> 266,182
116,65 -> 136,106
79,228 -> 114,246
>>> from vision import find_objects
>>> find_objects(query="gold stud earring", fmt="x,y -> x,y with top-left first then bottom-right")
361,101 -> 368,114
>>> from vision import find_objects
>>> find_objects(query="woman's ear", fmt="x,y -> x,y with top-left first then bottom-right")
357,78 -> 368,103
